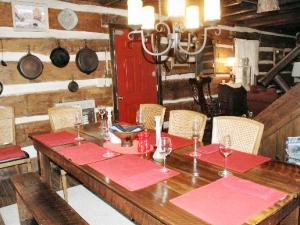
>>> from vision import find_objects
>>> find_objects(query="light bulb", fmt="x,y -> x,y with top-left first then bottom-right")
142,6 -> 155,30
204,0 -> 221,22
128,0 -> 143,26
185,5 -> 200,30
168,0 -> 185,17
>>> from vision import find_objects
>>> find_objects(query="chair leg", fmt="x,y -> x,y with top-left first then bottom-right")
15,165 -> 21,174
60,169 -> 68,202
27,160 -> 32,172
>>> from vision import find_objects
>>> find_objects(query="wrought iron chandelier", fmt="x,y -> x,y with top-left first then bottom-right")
127,0 -> 221,57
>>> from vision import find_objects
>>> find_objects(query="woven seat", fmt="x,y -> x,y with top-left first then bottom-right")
48,106 -> 82,202
140,104 -> 166,130
168,110 -> 207,142
0,106 -> 32,172
211,116 -> 264,155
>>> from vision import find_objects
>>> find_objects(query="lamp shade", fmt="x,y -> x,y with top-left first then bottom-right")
204,0 -> 221,22
128,0 -> 143,26
168,0 -> 185,17
142,6 -> 155,30
292,62 -> 300,77
185,5 -> 200,30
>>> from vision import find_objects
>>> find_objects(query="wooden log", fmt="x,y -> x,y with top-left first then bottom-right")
16,121 -> 51,147
0,3 -> 111,33
0,87 -> 112,117
163,80 -> 193,100
0,62 -> 108,84
49,8 -> 105,33
259,52 -> 274,61
1,39 -> 109,54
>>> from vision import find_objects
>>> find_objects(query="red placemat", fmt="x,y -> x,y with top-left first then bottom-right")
170,175 -> 287,225
0,145 -> 26,161
33,131 -> 77,147
149,132 -> 193,150
103,140 -> 154,155
57,142 -> 119,165
88,155 -> 179,191
186,144 -> 270,173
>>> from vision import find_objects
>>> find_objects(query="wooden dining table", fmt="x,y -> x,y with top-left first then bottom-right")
30,123 -> 300,225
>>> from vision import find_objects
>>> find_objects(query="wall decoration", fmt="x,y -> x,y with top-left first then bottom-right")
58,8 -> 78,31
214,44 -> 234,74
12,1 -> 49,31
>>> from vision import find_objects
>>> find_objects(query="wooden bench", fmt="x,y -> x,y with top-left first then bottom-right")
10,172 -> 88,225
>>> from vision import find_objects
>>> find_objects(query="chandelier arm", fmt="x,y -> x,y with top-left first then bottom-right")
141,31 -> 173,56
177,26 -> 220,56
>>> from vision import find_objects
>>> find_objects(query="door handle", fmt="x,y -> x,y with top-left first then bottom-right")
118,96 -> 124,101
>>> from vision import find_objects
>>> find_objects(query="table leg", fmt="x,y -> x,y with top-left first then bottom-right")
38,152 -> 52,187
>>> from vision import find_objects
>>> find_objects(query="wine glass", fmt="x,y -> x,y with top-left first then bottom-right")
159,137 -> 172,173
74,112 -> 84,141
218,135 -> 233,177
101,120 -> 115,158
136,110 -> 145,128
191,119 -> 200,157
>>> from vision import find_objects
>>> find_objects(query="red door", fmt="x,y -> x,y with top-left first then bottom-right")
115,29 -> 157,123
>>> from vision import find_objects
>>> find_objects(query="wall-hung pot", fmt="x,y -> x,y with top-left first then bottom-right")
0,81 -> 3,95
76,46 -> 98,74
17,49 -> 43,80
50,42 -> 70,68
68,80 -> 79,92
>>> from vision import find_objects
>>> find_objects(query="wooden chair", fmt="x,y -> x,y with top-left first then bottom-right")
48,106 -> 82,202
189,77 -> 224,117
211,116 -> 264,155
168,110 -> 207,142
140,104 -> 166,130
0,106 -> 32,173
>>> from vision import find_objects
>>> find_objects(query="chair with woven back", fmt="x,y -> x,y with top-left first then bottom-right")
168,110 -> 207,142
211,116 -> 264,155
140,104 -> 166,130
48,105 -> 82,202
0,106 -> 32,173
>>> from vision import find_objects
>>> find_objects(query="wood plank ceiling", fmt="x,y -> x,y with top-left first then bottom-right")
92,0 -> 300,35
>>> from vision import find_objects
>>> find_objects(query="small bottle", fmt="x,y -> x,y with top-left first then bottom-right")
143,130 -> 150,151
138,132 -> 145,152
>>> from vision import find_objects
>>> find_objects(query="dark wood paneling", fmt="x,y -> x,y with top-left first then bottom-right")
163,80 -> 193,100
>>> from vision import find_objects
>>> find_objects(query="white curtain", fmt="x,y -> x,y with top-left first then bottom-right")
234,38 -> 260,88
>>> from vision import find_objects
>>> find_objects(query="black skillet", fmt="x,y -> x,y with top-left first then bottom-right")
50,40 -> 70,68
76,41 -> 99,74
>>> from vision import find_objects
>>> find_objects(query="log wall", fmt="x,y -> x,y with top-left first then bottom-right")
161,26 -> 296,127
0,1 -> 125,146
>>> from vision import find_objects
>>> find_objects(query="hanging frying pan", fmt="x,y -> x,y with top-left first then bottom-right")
68,74 -> 79,92
76,41 -> 98,74
17,47 -> 43,80
0,81 -> 3,95
50,40 -> 70,68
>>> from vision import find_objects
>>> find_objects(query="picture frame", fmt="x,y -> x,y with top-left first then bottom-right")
11,1 -> 49,31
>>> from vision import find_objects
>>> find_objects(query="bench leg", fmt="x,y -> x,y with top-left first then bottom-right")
16,193 -> 34,225
60,169 -> 68,202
